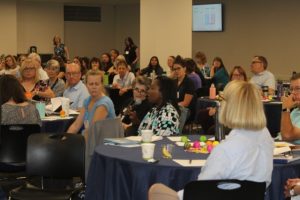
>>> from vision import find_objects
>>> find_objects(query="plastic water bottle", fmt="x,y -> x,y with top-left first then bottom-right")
277,80 -> 283,99
215,101 -> 225,141
209,84 -> 216,99
103,73 -> 109,86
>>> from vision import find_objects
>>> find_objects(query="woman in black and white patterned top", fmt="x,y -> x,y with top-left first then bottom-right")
138,76 -> 180,136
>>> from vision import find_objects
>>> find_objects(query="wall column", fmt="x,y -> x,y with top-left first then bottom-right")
140,0 -> 192,72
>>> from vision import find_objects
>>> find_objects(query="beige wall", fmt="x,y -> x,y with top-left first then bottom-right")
1,0 -> 300,80
115,4 -> 140,55
0,0 -> 17,55
17,1 -> 64,54
192,0 -> 300,80
65,4 -> 140,59
140,0 -> 192,70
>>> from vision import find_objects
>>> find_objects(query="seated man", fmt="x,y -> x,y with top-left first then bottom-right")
63,63 -> 89,110
249,55 -> 276,95
281,73 -> 300,141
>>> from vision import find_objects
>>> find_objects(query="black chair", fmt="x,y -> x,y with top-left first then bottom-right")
9,133 -> 85,200
0,124 -> 41,196
183,179 -> 266,200
0,124 -> 41,167
264,102 -> 282,137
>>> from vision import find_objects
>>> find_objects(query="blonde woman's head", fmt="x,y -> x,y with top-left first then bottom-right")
219,80 -> 266,130
19,58 -> 40,82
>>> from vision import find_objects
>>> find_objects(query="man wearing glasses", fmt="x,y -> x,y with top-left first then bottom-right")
281,73 -> 300,142
63,63 -> 89,110
250,55 -> 276,95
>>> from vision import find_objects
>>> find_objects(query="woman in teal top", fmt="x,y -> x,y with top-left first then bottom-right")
67,70 -> 116,136
210,57 -> 229,91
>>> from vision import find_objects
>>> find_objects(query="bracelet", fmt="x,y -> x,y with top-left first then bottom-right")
282,108 -> 291,113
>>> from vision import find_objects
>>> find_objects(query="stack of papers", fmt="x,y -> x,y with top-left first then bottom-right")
126,136 -> 163,142
273,142 -> 300,164
173,159 -> 206,167
104,138 -> 140,147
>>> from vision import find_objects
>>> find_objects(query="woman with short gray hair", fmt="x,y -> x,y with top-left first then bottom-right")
45,59 -> 65,97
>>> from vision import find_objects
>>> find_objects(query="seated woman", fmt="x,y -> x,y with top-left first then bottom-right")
20,58 -> 55,102
0,55 -> 20,77
0,74 -> 41,125
167,56 -> 176,79
67,70 -> 116,138
197,66 -> 247,134
185,58 -> 202,90
45,59 -> 66,97
120,76 -> 153,136
149,80 -> 274,200
140,56 -> 164,77
173,56 -> 196,121
138,76 -> 180,136
210,57 -> 229,91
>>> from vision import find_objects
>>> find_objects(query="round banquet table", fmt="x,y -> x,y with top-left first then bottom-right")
85,136 -> 300,200
41,115 -> 76,133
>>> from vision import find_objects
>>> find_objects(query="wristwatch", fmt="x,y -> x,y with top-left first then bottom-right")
282,108 -> 291,113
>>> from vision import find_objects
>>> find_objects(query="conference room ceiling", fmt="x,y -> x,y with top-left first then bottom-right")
21,0 -> 139,5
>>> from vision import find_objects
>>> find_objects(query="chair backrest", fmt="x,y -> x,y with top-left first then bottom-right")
0,124 -> 41,164
26,133 -> 85,179
264,102 -> 282,137
85,117 -> 124,178
183,179 -> 266,200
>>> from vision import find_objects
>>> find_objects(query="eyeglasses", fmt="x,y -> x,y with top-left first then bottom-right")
24,67 -> 36,71
173,67 -> 182,71
66,72 -> 80,77
290,87 -> 300,93
232,73 -> 242,77
251,61 -> 262,64
134,87 -> 147,95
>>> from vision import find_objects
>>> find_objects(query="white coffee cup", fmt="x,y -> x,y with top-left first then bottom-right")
141,129 -> 153,143
61,98 -> 70,117
141,143 -> 155,160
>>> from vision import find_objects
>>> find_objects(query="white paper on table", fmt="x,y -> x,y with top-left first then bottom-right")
69,109 -> 80,115
275,141 -> 295,147
126,136 -> 163,142
104,143 -> 141,148
207,136 -> 226,141
173,159 -> 206,167
47,97 -> 73,112
42,116 -> 73,121
273,146 -> 291,156
167,136 -> 191,142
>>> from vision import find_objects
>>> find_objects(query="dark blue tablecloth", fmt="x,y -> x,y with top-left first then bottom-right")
41,116 -> 76,133
85,136 -> 300,200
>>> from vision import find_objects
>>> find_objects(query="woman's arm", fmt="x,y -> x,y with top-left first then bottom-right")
133,47 -> 140,65
64,46 -> 70,61
67,107 -> 85,134
179,94 -> 193,107
35,87 -> 55,99
84,105 -> 108,140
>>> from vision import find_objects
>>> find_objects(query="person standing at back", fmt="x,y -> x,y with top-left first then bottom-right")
53,35 -> 70,63
124,37 -> 139,72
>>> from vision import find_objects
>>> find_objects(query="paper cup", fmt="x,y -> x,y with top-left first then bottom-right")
61,98 -> 70,117
141,143 -> 155,160
141,130 -> 153,143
